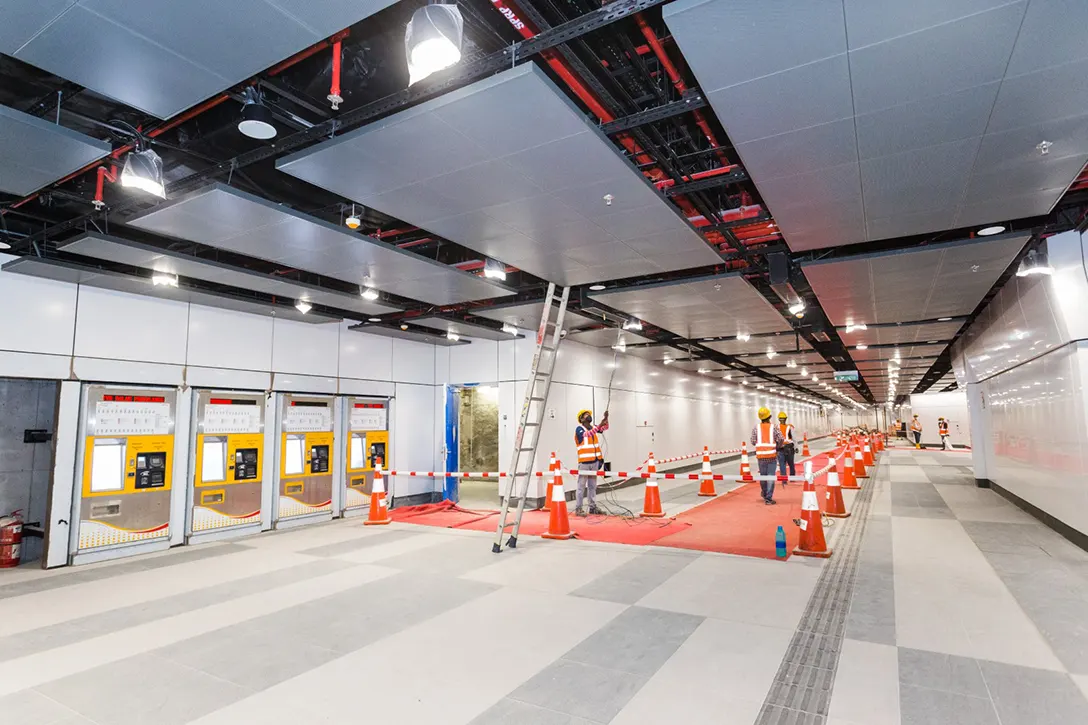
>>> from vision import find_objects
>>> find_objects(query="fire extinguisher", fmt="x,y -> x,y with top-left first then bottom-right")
0,510 -> 24,569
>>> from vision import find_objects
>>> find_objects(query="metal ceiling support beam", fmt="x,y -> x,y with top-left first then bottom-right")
834,317 -> 968,330
663,166 -> 748,196
599,91 -> 707,134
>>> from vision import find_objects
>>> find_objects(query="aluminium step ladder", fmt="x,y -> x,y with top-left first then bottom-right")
492,283 -> 571,553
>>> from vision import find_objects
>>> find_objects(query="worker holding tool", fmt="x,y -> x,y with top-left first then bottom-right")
751,407 -> 784,505
777,411 -> 796,485
910,414 -> 923,448
938,417 -> 951,450
574,408 -> 609,516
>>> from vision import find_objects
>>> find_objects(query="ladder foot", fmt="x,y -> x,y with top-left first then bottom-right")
507,535 -> 518,549
492,542 -> 502,554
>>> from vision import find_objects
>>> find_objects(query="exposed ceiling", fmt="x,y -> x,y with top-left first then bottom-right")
1,0 -> 1086,409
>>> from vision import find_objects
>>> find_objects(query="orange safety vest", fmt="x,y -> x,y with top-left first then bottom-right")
576,426 -> 603,463
939,421 -> 949,434
779,423 -> 794,442
756,422 -> 777,459
911,419 -> 922,432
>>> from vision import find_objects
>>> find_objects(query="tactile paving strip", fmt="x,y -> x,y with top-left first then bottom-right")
754,464 -> 880,725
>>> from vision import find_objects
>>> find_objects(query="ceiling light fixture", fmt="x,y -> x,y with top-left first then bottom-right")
295,300 -> 312,314
368,317 -> 381,323
623,319 -> 643,331
788,300 -> 805,317
589,284 -> 606,291
120,147 -> 166,199
400,324 -> 409,330
405,4 -> 464,85
345,204 -> 361,230
938,317 -> 953,322
663,358 -> 673,365
844,323 -> 868,333
856,344 -> 868,350
237,88 -> 277,140
447,331 -> 460,342
766,350 -> 777,359
502,323 -> 518,336
801,367 -> 808,376
0,240 -> 10,250
151,273 -> 178,287
483,258 -> 507,280
1016,247 -> 1054,277
361,286 -> 379,301
612,341 -> 627,353
977,225 -> 1006,236
737,332 -> 751,342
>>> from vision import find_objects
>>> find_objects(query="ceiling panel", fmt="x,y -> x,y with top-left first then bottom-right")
1,257 -> 337,323
588,274 -> 791,339
277,64 -> 721,286
411,316 -> 524,342
566,328 -> 652,348
665,0 -> 1088,250
58,232 -> 402,317
350,324 -> 469,346
0,0 -> 398,119
0,104 -> 111,195
737,350 -> 829,366
468,301 -> 596,331
839,321 -> 965,346
126,184 -> 514,306
704,335 -> 811,356
802,234 -> 1027,326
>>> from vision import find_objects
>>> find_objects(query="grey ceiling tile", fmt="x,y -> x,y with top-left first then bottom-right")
361,184 -> 468,226
640,248 -> 723,271
965,153 -> 1088,199
560,241 -> 639,266
770,196 -> 865,232
424,211 -> 532,255
735,118 -> 859,181
0,0 -> 73,52
549,176 -> 663,220
595,206 -> 683,238
663,0 -> 847,89
848,2 -> 1025,114
501,131 -> 626,192
972,113 -> 1088,175
268,0 -> 401,37
855,83 -> 999,159
419,160 -> 543,209
481,194 -> 587,235
860,136 -> 981,216
782,228 -> 866,252
843,0 -> 1020,49
705,54 -> 854,144
756,162 -> 863,211
987,58 -> 1088,131
471,301 -> 596,330
865,209 -> 960,241
529,218 -> 617,250
955,187 -> 1067,227
291,145 -> 422,200
0,103 -> 111,195
1004,0 -> 1088,77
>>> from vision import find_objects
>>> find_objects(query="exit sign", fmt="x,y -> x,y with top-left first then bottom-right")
834,370 -> 860,382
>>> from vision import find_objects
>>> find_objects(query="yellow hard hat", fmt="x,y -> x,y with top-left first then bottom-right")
577,409 -> 592,421
758,406 -> 771,420
778,411 -> 788,419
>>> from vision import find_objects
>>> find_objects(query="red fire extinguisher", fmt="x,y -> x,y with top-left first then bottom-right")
0,510 -> 24,569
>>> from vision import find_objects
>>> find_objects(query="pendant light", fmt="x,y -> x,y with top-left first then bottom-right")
405,4 -> 464,85
238,88 -> 276,140
120,145 -> 165,199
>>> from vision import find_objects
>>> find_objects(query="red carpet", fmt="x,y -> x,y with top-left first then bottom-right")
653,448 -> 846,560
390,501 -> 692,545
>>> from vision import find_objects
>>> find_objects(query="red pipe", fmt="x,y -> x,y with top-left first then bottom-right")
93,165 -> 118,208
655,164 -> 738,190
328,39 -> 343,109
267,29 -> 349,77
687,205 -> 764,227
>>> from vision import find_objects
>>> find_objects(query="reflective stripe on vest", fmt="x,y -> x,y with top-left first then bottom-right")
756,422 -> 776,459
779,423 -> 794,442
576,428 -> 602,463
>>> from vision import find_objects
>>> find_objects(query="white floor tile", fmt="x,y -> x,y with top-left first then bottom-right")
1072,674 -> 1088,702
828,639 -> 900,725
461,541 -> 638,595
328,531 -> 451,564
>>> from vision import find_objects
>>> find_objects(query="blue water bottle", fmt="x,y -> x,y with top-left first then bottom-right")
775,526 -> 787,559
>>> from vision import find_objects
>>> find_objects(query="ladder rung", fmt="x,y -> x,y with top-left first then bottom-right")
524,422 -> 540,427
518,447 -> 535,451
529,396 -> 546,401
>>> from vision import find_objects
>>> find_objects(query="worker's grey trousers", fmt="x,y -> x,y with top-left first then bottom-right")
757,457 -> 777,501
576,461 -> 599,511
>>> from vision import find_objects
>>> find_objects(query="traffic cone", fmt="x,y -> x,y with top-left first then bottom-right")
863,440 -> 874,467
698,446 -> 717,497
736,442 -> 754,483
802,433 -> 810,457
876,434 -> 884,452
640,452 -> 665,518
364,467 -> 392,525
542,458 -> 574,540
794,463 -> 832,558
541,452 -> 557,511
842,449 -> 860,489
824,469 -> 850,518
854,445 -> 869,478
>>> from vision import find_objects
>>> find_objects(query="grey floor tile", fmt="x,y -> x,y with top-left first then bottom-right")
377,536 -> 501,577
562,606 -> 702,676
36,653 -> 251,725
509,659 -> 648,723
898,648 -> 988,697
979,659 -> 1088,725
469,698 -> 593,725
0,689 -> 82,723
297,528 -> 421,557
899,684 -> 1000,725
571,551 -> 696,605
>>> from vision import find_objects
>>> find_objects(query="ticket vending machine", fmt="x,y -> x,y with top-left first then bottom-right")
188,391 -> 265,543
71,385 -> 177,563
343,397 -> 391,516
276,394 -> 335,526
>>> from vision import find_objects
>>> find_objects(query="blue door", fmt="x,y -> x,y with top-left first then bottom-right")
444,385 -> 460,502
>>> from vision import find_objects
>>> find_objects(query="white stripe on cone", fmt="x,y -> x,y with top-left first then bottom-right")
827,470 -> 840,487
550,482 -> 566,502
802,490 -> 819,510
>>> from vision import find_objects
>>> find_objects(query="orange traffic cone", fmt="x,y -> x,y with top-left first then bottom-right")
542,458 -> 574,540
364,467 -> 392,525
698,446 -> 717,497
876,434 -> 884,452
736,442 -> 754,483
824,469 -> 850,518
541,452 -> 557,511
854,445 -> 869,478
640,452 -> 665,518
863,440 -> 874,467
842,450 -> 860,489
794,463 -> 832,558
802,433 -> 810,457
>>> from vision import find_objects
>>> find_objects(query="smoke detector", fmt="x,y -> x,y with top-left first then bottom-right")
345,204 -> 361,229
603,194 -> 614,206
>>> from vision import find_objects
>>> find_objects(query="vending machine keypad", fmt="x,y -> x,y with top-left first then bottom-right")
134,452 -> 168,489
310,445 -> 330,474
233,448 -> 259,481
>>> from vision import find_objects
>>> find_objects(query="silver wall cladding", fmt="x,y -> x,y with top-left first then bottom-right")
801,233 -> 1028,327
125,183 -> 515,306
588,273 -> 791,339
276,64 -> 722,286
664,0 -> 1088,251
0,0 -> 399,119
0,104 -> 111,195
951,229 -> 1088,385
1,257 -> 338,324
58,232 -> 402,317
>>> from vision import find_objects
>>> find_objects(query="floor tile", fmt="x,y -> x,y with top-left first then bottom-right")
562,605 -> 702,675
374,535 -> 501,576
979,659 -> 1088,725
469,698 -> 593,725
827,639 -> 899,725
899,684 -> 1000,725
897,647 -> 988,697
462,542 -> 638,595
509,659 -> 648,723
297,528 -> 421,557
0,689 -> 81,723
570,550 -> 697,606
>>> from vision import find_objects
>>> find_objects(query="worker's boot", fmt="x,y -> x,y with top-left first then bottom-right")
588,504 -> 602,515
574,508 -> 586,517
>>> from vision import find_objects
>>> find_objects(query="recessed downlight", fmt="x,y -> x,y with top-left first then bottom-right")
978,225 -> 1006,236
589,284 -> 606,291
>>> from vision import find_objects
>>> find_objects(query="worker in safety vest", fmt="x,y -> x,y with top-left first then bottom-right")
910,414 -> 923,448
777,411 -> 796,485
574,408 -> 609,516
750,407 -> 784,505
938,417 -> 951,450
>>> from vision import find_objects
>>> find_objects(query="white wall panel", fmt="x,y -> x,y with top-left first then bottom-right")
271,318 -> 339,377
433,345 -> 451,385
338,378 -> 395,396
391,382 -> 438,498
391,338 -> 435,384
72,358 -> 184,386
0,268 -> 77,356
74,287 -> 189,364
0,351 -> 71,381
185,366 -> 270,391
338,326 -> 393,381
908,390 -> 971,446
448,340 -> 498,383
271,372 -> 337,394
186,305 -> 273,371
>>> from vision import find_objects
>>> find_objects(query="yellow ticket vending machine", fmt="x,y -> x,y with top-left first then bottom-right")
343,397 -> 391,515
277,394 -> 334,525
72,385 -> 177,563
188,391 -> 265,542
